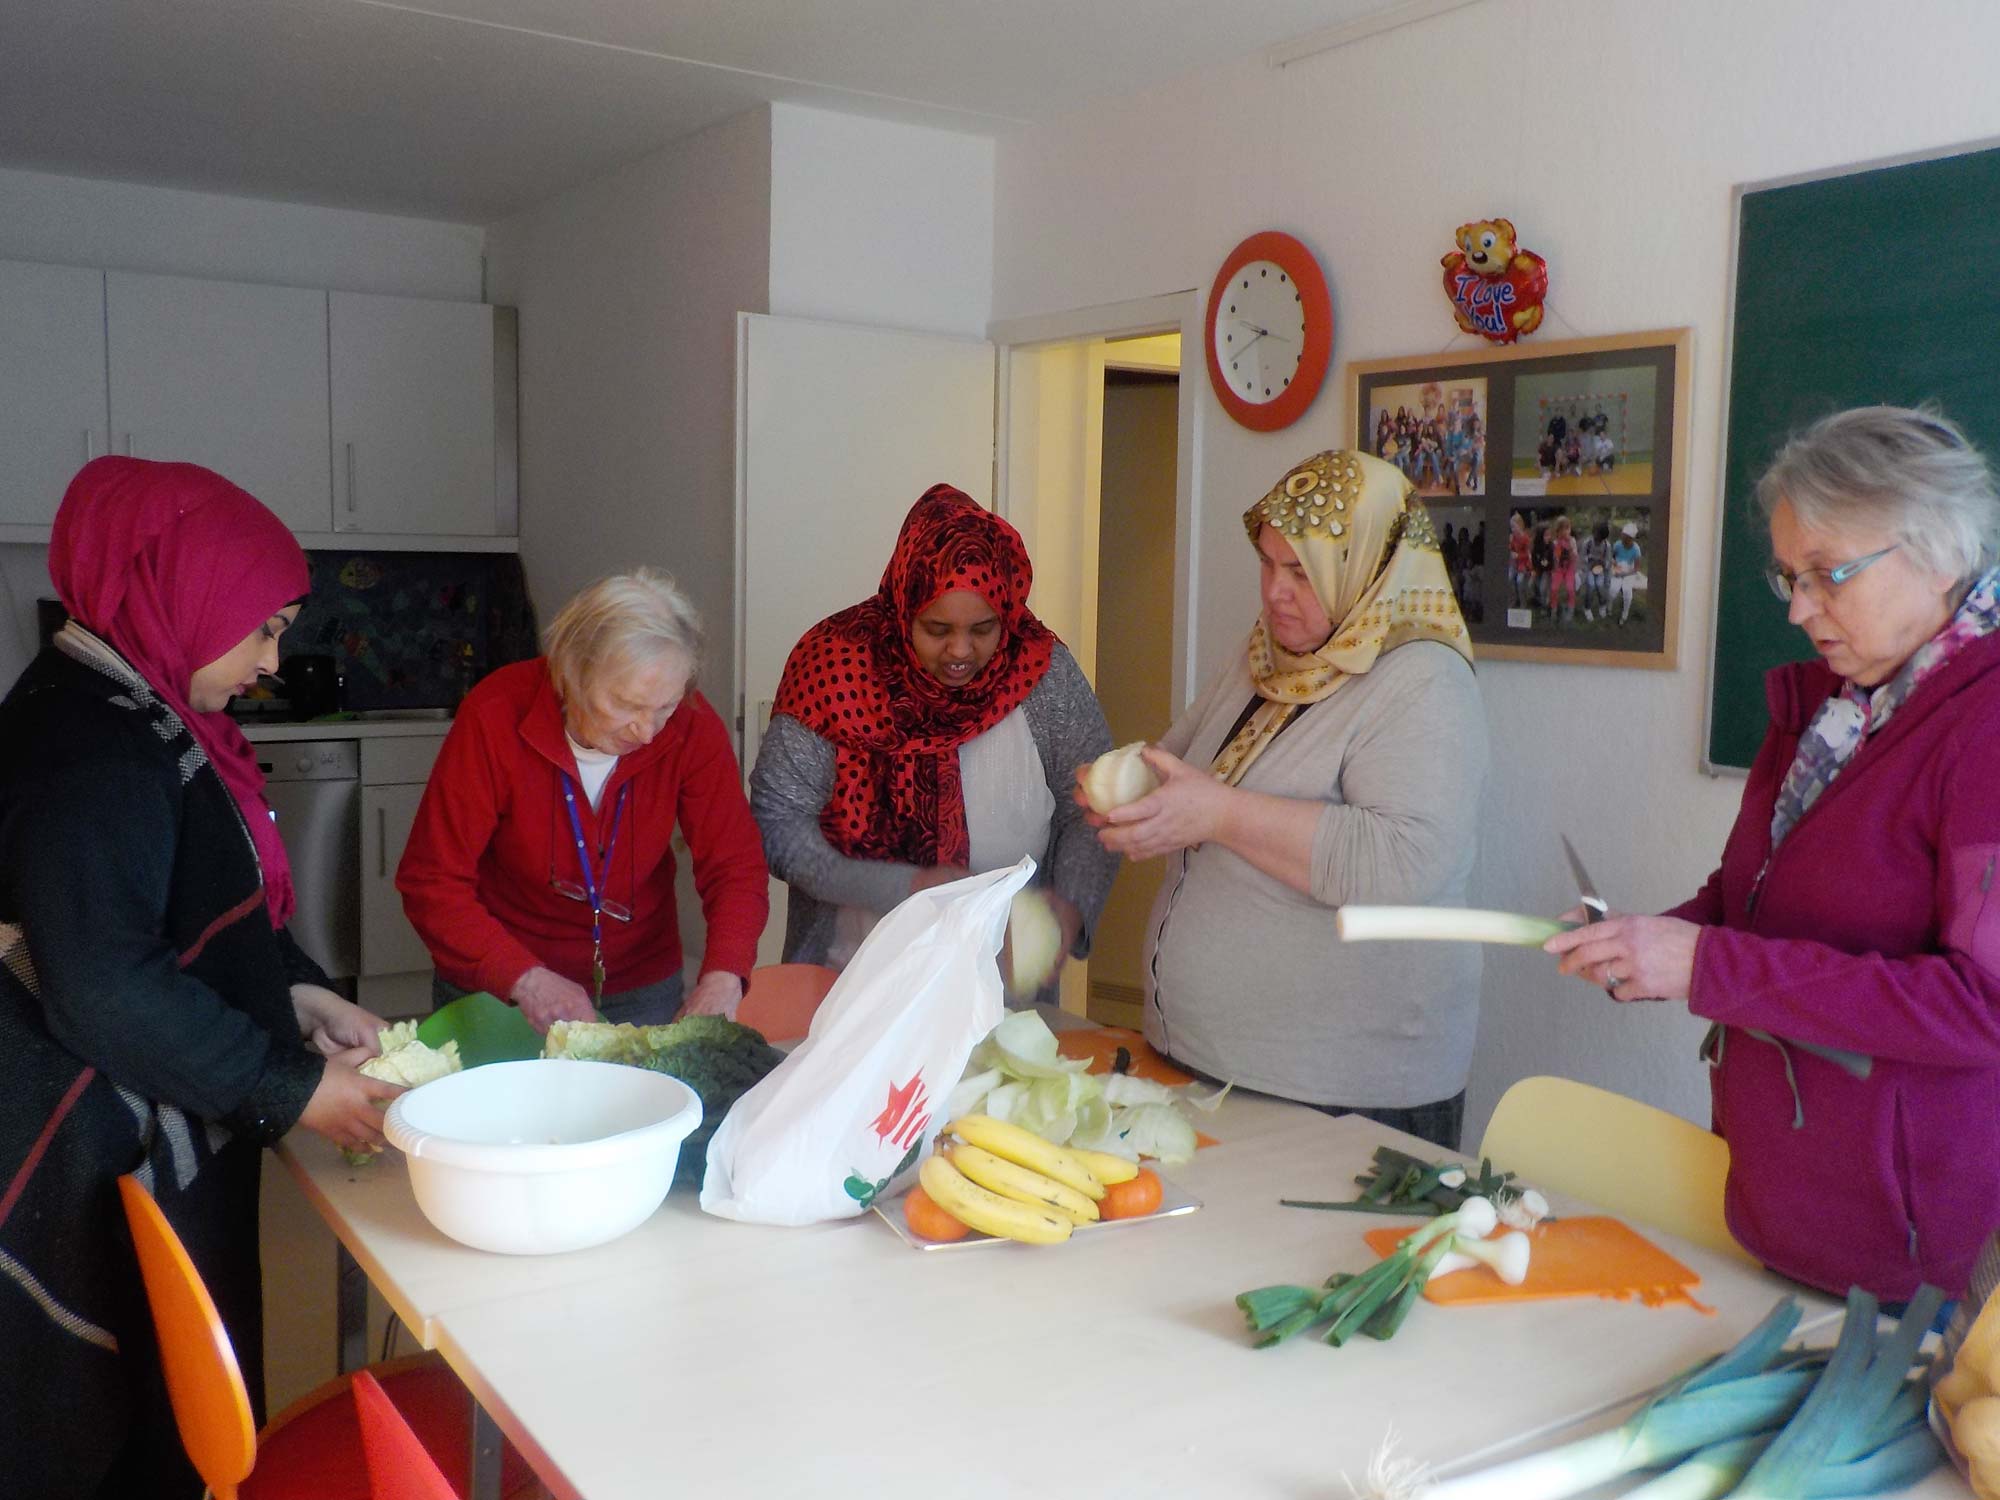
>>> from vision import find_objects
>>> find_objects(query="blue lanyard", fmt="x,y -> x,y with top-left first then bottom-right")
559,773 -> 629,1001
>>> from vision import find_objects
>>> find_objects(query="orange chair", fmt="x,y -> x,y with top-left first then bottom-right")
737,962 -> 837,1042
352,1369 -> 457,1500
116,1175 -> 536,1500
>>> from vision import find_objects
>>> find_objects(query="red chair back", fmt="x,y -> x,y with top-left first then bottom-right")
351,1369 -> 457,1500
738,963 -> 837,1042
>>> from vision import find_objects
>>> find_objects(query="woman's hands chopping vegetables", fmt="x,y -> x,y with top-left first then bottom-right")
1543,909 -> 1700,1002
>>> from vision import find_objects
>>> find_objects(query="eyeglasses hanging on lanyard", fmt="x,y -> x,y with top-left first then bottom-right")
557,774 -> 631,1005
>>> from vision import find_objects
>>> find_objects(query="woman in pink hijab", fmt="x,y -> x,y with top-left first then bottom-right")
0,458 -> 400,1496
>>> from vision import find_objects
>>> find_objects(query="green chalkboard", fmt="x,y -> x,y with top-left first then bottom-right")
1708,143 -> 2000,771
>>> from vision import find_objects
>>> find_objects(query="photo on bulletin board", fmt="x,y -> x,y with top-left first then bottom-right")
1510,364 -> 1659,497
1363,376 -> 1490,498
1350,328 -> 1690,668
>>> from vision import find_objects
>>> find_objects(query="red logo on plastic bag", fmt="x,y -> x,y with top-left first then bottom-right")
870,1071 -> 930,1151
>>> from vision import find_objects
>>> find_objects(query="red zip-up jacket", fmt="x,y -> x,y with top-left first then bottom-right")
1669,631 -> 2000,1301
396,659 -> 768,1001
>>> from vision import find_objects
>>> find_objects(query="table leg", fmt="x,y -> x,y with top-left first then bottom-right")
470,1398 -> 503,1500
336,1240 -> 368,1375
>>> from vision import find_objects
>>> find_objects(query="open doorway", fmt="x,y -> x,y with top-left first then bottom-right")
1088,343 -> 1179,1028
994,299 -> 1196,1023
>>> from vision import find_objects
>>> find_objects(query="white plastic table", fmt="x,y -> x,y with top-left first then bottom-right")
401,1107 -> 1922,1499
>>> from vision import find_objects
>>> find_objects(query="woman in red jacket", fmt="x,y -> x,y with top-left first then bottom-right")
1546,407 -> 2000,1302
398,570 -> 768,1031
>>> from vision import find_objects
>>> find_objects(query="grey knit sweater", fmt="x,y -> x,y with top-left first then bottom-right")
750,644 -> 1117,968
1141,640 -> 1488,1108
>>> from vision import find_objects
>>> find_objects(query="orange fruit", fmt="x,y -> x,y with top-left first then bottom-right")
1099,1167 -> 1164,1220
903,1185 -> 972,1242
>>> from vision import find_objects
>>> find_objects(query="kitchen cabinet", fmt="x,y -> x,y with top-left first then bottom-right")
0,260 -> 110,527
331,293 -> 508,536
106,272 -> 334,534
360,783 -> 433,977
359,735 -> 446,985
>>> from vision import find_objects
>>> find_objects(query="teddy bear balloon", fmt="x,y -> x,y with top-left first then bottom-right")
1441,218 -> 1549,344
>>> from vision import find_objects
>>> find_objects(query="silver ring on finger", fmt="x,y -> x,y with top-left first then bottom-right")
1605,971 -> 1624,991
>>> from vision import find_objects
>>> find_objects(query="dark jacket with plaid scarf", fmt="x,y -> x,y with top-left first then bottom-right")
0,643 -> 325,1498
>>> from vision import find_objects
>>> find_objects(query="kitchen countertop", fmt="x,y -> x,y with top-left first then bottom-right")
243,717 -> 455,742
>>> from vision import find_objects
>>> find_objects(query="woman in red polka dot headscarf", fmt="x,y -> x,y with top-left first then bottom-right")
752,484 -> 1117,990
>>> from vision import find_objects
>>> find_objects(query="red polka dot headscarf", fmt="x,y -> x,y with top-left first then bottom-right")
771,484 -> 1055,866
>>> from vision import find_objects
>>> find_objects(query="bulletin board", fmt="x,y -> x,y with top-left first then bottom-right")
1705,140 -> 2000,773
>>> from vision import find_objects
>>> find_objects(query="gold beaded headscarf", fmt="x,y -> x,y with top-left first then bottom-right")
1212,449 -> 1473,787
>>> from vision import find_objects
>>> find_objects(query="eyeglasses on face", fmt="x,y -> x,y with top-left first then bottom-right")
1765,544 -> 1899,603
549,877 -> 633,922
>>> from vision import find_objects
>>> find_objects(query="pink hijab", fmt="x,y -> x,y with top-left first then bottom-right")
49,458 -> 309,927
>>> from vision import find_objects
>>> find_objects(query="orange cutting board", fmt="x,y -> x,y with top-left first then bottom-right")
1364,1216 -> 1712,1312
1055,1026 -> 1217,1149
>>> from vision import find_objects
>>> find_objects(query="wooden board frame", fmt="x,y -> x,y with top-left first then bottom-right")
1349,327 -> 1691,668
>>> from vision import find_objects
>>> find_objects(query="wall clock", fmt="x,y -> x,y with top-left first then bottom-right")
1204,230 -> 1333,432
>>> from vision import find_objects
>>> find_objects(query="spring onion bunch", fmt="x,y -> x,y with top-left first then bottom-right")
1354,1288 -> 1945,1499
1236,1197 -> 1501,1349
1281,1145 -> 1550,1229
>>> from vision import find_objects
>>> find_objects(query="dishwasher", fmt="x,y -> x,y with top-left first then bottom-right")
259,740 -> 360,981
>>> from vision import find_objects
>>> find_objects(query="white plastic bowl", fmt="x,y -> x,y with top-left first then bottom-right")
384,1059 -> 702,1255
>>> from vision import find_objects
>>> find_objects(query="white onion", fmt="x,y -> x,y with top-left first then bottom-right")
1081,741 -> 1159,813
1006,889 -> 1064,996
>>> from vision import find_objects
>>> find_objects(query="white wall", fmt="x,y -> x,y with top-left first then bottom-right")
0,167 -> 487,687
484,107 -> 772,710
0,166 -> 482,298
991,0 -> 2000,1143
769,104 -> 994,338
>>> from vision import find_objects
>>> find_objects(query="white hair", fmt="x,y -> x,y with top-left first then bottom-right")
543,568 -> 703,706
1756,405 -> 2000,580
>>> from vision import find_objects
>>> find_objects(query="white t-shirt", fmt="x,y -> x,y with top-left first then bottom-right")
565,735 -> 619,810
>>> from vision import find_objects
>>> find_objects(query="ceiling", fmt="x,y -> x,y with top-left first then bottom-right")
0,0 -> 1415,223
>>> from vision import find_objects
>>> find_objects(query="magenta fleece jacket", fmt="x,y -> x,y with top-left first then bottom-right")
1668,631 -> 2000,1301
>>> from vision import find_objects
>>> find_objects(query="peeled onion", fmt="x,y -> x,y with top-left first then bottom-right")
1081,742 -> 1159,814
1006,888 -> 1064,997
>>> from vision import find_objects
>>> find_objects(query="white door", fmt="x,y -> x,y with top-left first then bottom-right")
106,272 -> 333,533
736,313 -> 995,962
330,293 -> 498,536
0,260 -> 108,526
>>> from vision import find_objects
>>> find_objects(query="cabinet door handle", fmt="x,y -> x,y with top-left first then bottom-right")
345,442 -> 357,519
377,807 -> 387,877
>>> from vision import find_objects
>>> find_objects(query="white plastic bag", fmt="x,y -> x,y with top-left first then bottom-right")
699,857 -> 1033,1225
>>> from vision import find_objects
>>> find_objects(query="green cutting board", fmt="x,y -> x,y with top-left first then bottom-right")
415,992 -> 543,1069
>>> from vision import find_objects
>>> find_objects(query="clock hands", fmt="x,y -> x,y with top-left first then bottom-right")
1232,317 -> 1297,349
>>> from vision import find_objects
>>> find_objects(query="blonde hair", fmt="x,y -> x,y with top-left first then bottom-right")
543,569 -> 703,707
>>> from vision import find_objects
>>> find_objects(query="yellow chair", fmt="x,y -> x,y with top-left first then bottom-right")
1477,1074 -> 1757,1265
116,1174 -> 536,1499
738,962 -> 838,1042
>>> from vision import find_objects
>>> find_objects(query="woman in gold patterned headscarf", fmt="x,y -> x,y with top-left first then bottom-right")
1090,450 -> 1488,1149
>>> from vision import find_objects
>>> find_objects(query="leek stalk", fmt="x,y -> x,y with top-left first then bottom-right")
1337,906 -> 1572,946
1368,1298 -> 1810,1499
1371,1290 -> 1946,1500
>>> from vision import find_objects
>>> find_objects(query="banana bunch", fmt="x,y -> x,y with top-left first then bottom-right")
917,1114 -> 1142,1245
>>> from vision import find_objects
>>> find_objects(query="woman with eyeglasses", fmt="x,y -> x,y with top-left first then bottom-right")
0,458 -> 401,1495
1546,406 -> 2000,1304
397,570 -> 767,1031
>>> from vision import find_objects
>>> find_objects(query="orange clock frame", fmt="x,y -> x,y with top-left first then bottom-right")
1204,230 -> 1334,432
